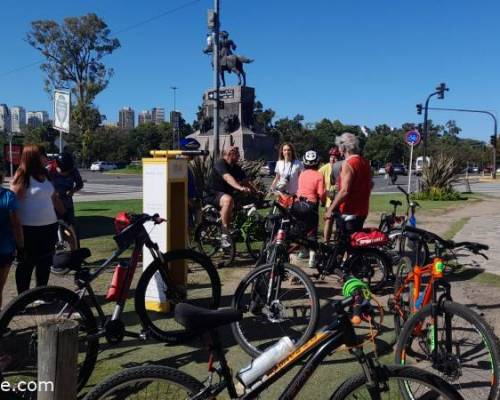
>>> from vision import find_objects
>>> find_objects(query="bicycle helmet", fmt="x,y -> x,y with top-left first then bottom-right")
302,150 -> 319,166
56,153 -> 74,172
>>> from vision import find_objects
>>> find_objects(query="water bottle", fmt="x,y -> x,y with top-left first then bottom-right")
106,261 -> 129,301
237,336 -> 295,387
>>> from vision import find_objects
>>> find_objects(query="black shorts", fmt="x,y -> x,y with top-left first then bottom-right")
206,191 -> 230,209
0,253 -> 15,268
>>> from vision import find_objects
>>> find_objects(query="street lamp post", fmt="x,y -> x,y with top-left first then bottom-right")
426,106 -> 497,179
421,83 -> 449,164
170,86 -> 179,149
8,131 -> 13,177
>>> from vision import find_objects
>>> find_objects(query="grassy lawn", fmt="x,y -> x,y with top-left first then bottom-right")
104,165 -> 142,175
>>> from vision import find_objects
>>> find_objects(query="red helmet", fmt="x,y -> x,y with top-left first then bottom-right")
114,212 -> 132,234
329,147 -> 341,157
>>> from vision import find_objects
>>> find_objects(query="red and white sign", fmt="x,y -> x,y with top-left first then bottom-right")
3,144 -> 23,165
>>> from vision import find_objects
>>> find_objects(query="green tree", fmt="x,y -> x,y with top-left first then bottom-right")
27,13 -> 120,162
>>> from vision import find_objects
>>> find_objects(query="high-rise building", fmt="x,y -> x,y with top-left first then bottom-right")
138,110 -> 153,125
152,107 -> 165,125
10,106 -> 26,133
0,104 -> 10,132
26,111 -> 49,128
118,107 -> 135,129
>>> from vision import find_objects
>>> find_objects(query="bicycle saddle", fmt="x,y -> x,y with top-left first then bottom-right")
175,303 -> 242,334
390,200 -> 402,207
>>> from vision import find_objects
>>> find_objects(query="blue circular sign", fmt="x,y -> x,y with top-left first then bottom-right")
405,130 -> 421,146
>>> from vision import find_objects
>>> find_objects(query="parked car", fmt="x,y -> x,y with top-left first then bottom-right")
90,161 -> 117,172
377,167 -> 386,175
393,164 -> 407,175
259,161 -> 276,176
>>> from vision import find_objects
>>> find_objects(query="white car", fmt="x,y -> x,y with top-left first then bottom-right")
90,161 -> 117,172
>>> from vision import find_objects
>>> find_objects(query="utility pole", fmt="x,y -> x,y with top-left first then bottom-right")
212,0 -> 220,158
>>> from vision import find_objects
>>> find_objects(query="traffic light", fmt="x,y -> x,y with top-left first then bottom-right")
416,104 -> 423,115
490,135 -> 497,147
436,82 -> 448,99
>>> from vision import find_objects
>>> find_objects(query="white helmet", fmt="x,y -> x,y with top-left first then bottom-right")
303,150 -> 319,166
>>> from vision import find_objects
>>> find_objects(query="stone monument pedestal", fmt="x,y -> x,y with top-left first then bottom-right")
188,86 -> 274,160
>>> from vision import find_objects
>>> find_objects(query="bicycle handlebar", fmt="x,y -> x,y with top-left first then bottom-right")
131,213 -> 166,225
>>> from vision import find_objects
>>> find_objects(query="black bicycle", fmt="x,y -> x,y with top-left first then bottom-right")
0,213 -> 221,395
83,286 -> 463,400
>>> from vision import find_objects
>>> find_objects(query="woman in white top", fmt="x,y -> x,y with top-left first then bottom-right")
270,142 -> 302,194
11,145 -> 65,294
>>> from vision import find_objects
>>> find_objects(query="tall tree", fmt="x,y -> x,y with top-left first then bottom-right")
27,13 -> 120,162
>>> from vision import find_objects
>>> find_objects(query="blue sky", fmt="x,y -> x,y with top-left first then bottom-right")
1,0 -> 499,141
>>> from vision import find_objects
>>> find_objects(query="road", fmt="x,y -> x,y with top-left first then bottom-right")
3,170 -> 497,201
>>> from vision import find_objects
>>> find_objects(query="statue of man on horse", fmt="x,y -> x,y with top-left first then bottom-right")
204,30 -> 253,87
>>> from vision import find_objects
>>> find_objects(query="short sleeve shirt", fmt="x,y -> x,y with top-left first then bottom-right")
210,159 -> 246,195
0,188 -> 19,255
274,160 -> 302,194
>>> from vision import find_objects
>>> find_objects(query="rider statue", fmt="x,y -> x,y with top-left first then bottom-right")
203,30 -> 253,86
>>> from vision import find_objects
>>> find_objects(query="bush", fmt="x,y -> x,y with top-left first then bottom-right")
412,187 -> 463,201
420,154 -> 461,192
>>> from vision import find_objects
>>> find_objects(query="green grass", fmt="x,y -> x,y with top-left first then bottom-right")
442,217 -> 471,240
104,165 -> 142,175
471,271 -> 500,287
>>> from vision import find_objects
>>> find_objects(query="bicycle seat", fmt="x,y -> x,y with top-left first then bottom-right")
52,248 -> 91,272
175,303 -> 242,334
390,200 -> 402,207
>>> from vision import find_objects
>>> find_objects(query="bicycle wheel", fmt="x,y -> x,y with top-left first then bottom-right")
52,225 -> 79,274
393,256 -> 414,335
395,301 -> 500,400
0,286 -> 98,396
331,364 -> 463,400
135,249 -> 221,343
244,215 -> 267,261
82,365 -> 204,400
231,262 -> 319,357
397,234 -> 430,266
346,249 -> 389,292
194,220 -> 235,268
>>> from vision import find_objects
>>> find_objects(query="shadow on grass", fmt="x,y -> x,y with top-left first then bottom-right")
77,215 -> 115,239
447,267 -> 485,282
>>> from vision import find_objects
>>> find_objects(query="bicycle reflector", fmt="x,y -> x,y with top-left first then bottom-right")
342,278 -> 371,300
432,258 -> 445,277
114,212 -> 132,234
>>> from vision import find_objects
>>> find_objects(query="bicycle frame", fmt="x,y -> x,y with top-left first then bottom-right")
191,311 -> 364,400
73,225 -> 165,335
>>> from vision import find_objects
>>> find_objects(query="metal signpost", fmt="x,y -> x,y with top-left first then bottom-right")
53,89 -> 71,152
405,130 -> 421,193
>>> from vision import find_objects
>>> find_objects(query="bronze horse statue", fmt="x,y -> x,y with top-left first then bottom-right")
220,54 -> 253,87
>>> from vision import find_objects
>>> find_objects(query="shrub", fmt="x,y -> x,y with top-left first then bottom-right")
412,187 -> 463,201
420,154 -> 461,192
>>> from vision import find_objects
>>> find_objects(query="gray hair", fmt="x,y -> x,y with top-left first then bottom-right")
335,132 -> 360,154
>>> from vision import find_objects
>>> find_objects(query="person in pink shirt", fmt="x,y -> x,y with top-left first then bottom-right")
293,150 -> 325,235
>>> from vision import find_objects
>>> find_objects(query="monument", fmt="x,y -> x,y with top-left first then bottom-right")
188,30 -> 274,160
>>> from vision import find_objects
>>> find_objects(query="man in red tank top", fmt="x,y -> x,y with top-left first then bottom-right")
324,132 -> 372,233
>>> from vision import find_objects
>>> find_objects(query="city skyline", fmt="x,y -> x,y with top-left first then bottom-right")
1,0 -> 500,142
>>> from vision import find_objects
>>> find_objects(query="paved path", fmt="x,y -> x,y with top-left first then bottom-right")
453,213 -> 500,276
74,183 -> 142,202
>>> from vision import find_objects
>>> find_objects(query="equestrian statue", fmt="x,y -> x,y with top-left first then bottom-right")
204,30 -> 253,87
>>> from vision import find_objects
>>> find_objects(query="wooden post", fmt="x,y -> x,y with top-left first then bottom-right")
38,319 -> 78,400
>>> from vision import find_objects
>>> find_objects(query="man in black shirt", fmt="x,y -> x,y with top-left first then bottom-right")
208,146 -> 254,230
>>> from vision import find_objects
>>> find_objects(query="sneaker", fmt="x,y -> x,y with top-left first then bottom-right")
220,233 -> 232,249
308,250 -> 316,268
297,249 -> 308,259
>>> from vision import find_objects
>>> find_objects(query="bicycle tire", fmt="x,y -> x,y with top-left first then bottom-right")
82,365 -> 204,400
243,213 -> 267,261
331,364 -> 463,400
135,249 -> 221,343
397,233 -> 430,266
194,220 -> 235,268
0,286 -> 98,394
231,262 -> 319,357
393,256 -> 414,335
395,301 -> 500,400
345,249 -> 389,292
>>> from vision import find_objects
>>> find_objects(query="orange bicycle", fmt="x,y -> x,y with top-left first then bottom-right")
390,226 -> 500,400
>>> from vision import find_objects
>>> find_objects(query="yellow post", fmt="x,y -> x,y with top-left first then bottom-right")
142,151 -> 188,312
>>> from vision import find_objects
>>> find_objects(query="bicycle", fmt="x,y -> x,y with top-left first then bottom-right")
261,200 -> 392,292
390,226 -> 500,399
83,281 -> 463,400
194,193 -> 270,267
231,206 -> 320,356
0,213 -> 221,394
